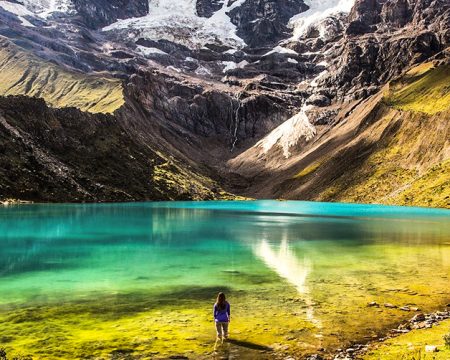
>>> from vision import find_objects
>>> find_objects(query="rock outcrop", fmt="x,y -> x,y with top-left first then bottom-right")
0,0 -> 448,207
72,0 -> 149,29
0,95 -> 232,202
228,0 -> 308,47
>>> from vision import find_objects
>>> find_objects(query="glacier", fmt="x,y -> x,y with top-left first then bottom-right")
0,1 -> 35,26
102,0 -> 356,51
15,0 -> 74,17
103,0 -> 247,49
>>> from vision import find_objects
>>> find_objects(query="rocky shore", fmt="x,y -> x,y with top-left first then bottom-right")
328,306 -> 450,360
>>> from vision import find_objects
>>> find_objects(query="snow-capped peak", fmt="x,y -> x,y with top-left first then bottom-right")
103,0 -> 247,49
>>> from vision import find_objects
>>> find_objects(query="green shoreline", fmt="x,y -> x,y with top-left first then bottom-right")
1,305 -> 449,359
1,295 -> 449,360
1,201 -> 448,359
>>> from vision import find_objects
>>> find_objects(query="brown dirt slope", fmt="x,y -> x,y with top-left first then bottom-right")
0,96 -> 235,202
230,61 -> 450,208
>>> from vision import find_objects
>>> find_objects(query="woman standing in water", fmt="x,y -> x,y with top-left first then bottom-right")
213,292 -> 230,340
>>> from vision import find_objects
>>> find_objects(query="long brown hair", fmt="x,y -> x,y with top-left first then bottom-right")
215,292 -> 227,310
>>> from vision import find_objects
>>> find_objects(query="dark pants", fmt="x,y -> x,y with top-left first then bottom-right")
215,322 -> 229,338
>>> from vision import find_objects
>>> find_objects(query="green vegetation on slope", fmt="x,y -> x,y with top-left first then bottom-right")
318,109 -> 450,208
392,159 -> 450,208
152,155 -> 241,201
386,63 -> 450,114
0,38 -> 124,114
294,161 -> 323,179
0,95 -> 236,202
288,62 -> 450,208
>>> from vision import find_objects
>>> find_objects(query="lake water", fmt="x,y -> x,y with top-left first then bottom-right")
0,201 -> 449,359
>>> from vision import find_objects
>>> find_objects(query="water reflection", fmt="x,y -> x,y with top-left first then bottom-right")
253,234 -> 320,328
0,201 -> 449,358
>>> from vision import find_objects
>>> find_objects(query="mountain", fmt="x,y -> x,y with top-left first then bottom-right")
0,0 -> 449,207
230,61 -> 450,208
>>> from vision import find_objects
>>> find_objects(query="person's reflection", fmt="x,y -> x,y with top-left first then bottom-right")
253,233 -> 321,329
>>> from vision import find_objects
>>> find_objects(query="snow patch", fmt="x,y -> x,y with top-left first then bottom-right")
103,0 -> 247,49
222,60 -> 248,73
257,107 -> 316,158
310,70 -> 328,87
136,45 -> 168,56
167,65 -> 182,73
223,49 -> 238,55
288,58 -> 298,64
0,1 -> 35,26
289,0 -> 355,40
303,51 -> 319,56
195,65 -> 212,76
264,45 -> 298,57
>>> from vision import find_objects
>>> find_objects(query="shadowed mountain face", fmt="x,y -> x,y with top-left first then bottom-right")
0,95 -> 236,202
72,0 -> 150,29
0,0 -> 449,207
228,0 -> 309,47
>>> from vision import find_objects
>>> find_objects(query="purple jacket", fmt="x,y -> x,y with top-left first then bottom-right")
213,302 -> 230,322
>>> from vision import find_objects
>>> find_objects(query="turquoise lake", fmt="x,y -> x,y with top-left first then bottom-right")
0,201 -> 449,359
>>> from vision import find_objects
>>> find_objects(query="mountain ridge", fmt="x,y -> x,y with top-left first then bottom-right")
0,0 -> 448,208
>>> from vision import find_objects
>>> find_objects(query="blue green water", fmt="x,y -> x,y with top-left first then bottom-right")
0,201 -> 449,359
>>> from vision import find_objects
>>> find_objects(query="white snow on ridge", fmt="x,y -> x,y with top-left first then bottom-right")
103,0 -> 247,49
222,60 -> 248,73
289,0 -> 355,40
263,45 -> 298,57
136,45 -> 168,56
0,1 -> 35,26
257,106 -> 316,158
223,49 -> 238,55
195,65 -> 212,76
16,0 -> 74,18
310,70 -> 328,87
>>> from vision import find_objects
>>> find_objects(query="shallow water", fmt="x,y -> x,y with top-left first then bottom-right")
0,201 -> 449,359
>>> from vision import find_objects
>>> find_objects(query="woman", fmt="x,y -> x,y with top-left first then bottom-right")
213,292 -> 231,340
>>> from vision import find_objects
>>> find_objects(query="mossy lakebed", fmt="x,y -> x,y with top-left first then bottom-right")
361,314 -> 450,360
0,201 -> 449,359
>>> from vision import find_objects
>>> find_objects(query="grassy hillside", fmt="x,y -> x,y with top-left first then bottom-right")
276,61 -> 450,208
386,63 -> 450,114
316,108 -> 450,208
0,37 -> 124,114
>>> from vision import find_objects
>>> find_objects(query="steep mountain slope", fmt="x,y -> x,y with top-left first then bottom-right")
0,0 -> 448,207
386,62 -> 450,114
0,38 -> 124,113
229,59 -> 450,208
0,95 -> 234,202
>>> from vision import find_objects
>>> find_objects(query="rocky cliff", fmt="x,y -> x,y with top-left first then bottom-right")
229,59 -> 450,208
0,0 -> 448,207
0,95 -> 234,202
